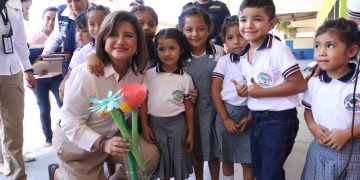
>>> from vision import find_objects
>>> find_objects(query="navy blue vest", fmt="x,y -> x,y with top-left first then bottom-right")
57,4 -> 76,76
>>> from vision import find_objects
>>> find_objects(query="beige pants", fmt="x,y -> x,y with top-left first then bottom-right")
53,125 -> 159,180
0,72 -> 26,180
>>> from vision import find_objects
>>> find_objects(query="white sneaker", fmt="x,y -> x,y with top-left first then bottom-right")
23,153 -> 36,162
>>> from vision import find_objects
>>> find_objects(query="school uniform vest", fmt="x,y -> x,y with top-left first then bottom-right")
57,4 -> 76,76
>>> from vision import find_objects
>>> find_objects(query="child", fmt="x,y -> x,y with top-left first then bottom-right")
177,7 -> 224,180
141,28 -> 194,180
68,13 -> 93,70
60,5 -> 110,100
130,5 -> 158,68
234,0 -> 307,179
301,18 -> 360,180
211,15 -> 253,180
51,10 -> 159,180
69,5 -> 110,69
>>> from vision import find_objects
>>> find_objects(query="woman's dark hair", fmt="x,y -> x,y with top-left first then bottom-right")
221,15 -> 239,41
42,7 -> 57,18
177,7 -> 212,34
130,5 -> 158,26
96,10 -> 148,74
87,4 -> 111,17
239,0 -> 276,21
154,28 -> 191,69
315,18 -> 360,47
75,13 -> 88,30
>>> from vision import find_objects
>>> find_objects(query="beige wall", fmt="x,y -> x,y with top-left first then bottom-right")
293,38 -> 314,49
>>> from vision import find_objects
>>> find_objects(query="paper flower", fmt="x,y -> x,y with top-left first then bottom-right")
122,83 -> 147,109
89,84 -> 146,179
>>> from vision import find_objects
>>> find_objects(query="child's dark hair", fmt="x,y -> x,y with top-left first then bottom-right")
177,7 -> 212,34
221,15 -> 239,41
239,0 -> 276,21
130,5 -> 158,26
315,18 -> 360,47
75,13 -> 88,30
87,4 -> 111,17
42,7 -> 57,18
154,28 -> 191,69
96,11 -> 148,74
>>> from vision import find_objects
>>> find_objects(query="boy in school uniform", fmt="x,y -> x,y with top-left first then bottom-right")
234,0 -> 306,179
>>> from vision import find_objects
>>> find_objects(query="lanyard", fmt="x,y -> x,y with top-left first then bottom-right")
0,7 -> 12,36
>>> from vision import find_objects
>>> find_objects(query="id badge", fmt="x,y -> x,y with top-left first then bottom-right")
2,34 -> 13,54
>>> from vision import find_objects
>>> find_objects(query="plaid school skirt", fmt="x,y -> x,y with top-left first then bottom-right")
301,138 -> 360,180
149,113 -> 194,179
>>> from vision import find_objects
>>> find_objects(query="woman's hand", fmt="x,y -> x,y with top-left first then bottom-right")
323,129 -> 351,151
103,136 -> 129,157
185,133 -> 194,152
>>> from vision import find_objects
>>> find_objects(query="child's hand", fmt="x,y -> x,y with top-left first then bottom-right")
185,133 -> 194,152
247,78 -> 264,98
86,53 -> 104,77
224,118 -> 240,133
142,125 -> 155,144
189,89 -> 198,104
236,112 -> 252,133
323,129 -> 351,151
231,79 -> 248,97
309,123 -> 329,146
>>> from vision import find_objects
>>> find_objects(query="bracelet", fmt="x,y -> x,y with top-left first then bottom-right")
308,123 -> 316,131
98,137 -> 108,153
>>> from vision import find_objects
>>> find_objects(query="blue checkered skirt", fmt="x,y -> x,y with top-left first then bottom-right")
215,103 -> 251,163
149,113 -> 194,180
301,138 -> 360,180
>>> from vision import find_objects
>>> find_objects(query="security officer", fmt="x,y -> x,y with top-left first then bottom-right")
182,0 -> 230,46
0,0 -> 36,179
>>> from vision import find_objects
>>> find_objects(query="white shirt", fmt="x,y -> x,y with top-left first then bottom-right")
213,53 -> 247,106
144,65 -> 194,117
303,64 -> 360,133
239,35 -> 300,111
60,64 -> 144,151
69,42 -> 95,69
0,0 -> 32,75
27,28 -> 48,45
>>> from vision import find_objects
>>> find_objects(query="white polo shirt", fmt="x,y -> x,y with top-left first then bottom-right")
144,64 -> 194,117
303,63 -> 360,133
239,34 -> 300,111
212,53 -> 247,106
69,41 -> 96,69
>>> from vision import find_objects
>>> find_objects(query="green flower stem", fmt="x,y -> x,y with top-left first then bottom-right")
110,110 -> 145,171
132,111 -> 138,154
127,153 -> 138,180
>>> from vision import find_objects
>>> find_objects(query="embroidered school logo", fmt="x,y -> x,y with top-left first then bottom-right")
256,72 -> 272,88
172,90 -> 184,102
344,93 -> 360,111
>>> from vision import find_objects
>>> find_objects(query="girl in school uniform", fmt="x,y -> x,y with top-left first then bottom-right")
141,28 -> 195,180
177,7 -> 224,180
211,15 -> 253,180
301,18 -> 360,179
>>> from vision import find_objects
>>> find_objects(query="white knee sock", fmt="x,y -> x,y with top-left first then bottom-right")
223,175 -> 234,180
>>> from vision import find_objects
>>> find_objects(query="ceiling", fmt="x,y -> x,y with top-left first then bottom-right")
276,12 -> 318,22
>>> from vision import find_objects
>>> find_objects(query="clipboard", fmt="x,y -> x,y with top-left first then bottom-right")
32,59 -> 62,75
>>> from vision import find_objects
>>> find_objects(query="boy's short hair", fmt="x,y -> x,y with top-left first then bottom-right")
239,0 -> 276,21
75,13 -> 88,30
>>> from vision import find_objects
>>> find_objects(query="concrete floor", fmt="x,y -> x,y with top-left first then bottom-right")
0,60 -> 314,180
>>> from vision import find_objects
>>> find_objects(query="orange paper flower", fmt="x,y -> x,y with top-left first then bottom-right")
122,83 -> 147,109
